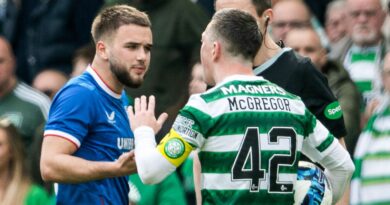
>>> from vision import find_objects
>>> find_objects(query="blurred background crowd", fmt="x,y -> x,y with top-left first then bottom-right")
0,0 -> 390,204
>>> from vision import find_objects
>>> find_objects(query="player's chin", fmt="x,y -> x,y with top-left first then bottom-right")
129,76 -> 144,88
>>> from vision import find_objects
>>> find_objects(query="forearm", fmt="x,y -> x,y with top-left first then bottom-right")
134,126 -> 176,184
193,152 -> 202,205
318,142 -> 355,204
336,184 -> 350,205
336,138 -> 352,205
41,153 -> 120,183
338,137 -> 346,148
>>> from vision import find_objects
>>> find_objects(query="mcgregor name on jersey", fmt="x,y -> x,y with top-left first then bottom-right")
227,96 -> 291,111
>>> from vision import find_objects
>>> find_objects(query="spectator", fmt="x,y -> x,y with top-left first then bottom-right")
271,0 -> 329,48
0,36 -> 50,186
71,43 -> 95,78
0,118 -> 51,205
285,27 -> 361,156
188,63 -> 207,96
32,69 -> 69,99
107,0 -> 209,118
271,0 -> 311,42
351,51 -> 390,205
330,0 -> 387,108
325,0 -> 349,55
7,0 -> 104,84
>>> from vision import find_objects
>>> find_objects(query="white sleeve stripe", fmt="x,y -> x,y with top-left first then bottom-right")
15,83 -> 51,119
44,130 -> 81,148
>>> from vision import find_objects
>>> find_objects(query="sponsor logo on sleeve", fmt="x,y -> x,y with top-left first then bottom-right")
324,102 -> 343,120
172,115 -> 200,139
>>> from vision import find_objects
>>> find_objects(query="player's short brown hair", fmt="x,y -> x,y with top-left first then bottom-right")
91,5 -> 151,43
209,9 -> 262,61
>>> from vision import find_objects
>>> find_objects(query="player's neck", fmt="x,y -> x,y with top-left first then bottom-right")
91,61 -> 124,94
214,59 -> 254,84
253,34 -> 281,67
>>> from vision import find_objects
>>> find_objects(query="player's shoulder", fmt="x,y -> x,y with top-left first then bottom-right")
54,74 -> 97,101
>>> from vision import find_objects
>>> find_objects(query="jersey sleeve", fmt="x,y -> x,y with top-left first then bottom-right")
171,94 -> 211,148
300,58 -> 347,138
44,85 -> 94,148
154,94 -> 210,168
301,110 -> 339,162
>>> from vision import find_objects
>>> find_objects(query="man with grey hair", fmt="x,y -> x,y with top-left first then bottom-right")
325,0 -> 349,58
330,0 -> 387,109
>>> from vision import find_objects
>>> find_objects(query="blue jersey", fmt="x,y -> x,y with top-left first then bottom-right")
45,66 -> 133,205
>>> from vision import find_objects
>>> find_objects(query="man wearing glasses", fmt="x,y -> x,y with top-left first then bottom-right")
330,0 -> 387,109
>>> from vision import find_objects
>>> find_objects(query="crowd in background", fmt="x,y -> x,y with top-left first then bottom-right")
0,0 -> 390,204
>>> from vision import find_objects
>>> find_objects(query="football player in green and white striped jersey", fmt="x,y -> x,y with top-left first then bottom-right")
129,8 -> 354,205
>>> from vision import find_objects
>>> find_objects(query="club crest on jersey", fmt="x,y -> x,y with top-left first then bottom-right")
164,138 -> 185,159
105,111 -> 116,124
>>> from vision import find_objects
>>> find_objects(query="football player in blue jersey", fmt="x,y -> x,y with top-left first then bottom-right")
40,5 -> 155,205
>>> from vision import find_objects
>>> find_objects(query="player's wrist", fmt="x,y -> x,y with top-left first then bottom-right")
134,126 -> 155,145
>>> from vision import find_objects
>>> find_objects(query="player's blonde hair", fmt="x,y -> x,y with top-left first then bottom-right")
91,5 -> 151,43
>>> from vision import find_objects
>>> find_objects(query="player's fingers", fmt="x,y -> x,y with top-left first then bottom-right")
140,95 -> 147,111
157,112 -> 168,126
134,97 -> 140,113
127,106 -> 134,119
148,95 -> 155,114
128,150 -> 135,158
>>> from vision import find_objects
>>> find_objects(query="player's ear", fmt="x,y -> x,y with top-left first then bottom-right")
96,41 -> 109,60
262,9 -> 273,22
212,41 -> 221,61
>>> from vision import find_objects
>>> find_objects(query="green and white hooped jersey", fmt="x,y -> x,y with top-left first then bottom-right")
352,94 -> 390,205
343,45 -> 383,106
172,75 -> 337,204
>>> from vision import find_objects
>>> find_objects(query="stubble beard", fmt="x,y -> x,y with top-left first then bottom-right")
109,59 -> 144,88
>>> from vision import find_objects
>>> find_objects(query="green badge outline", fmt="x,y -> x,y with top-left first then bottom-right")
164,138 -> 185,159
324,101 -> 343,120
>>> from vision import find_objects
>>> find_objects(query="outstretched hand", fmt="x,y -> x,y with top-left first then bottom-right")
127,95 -> 168,134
